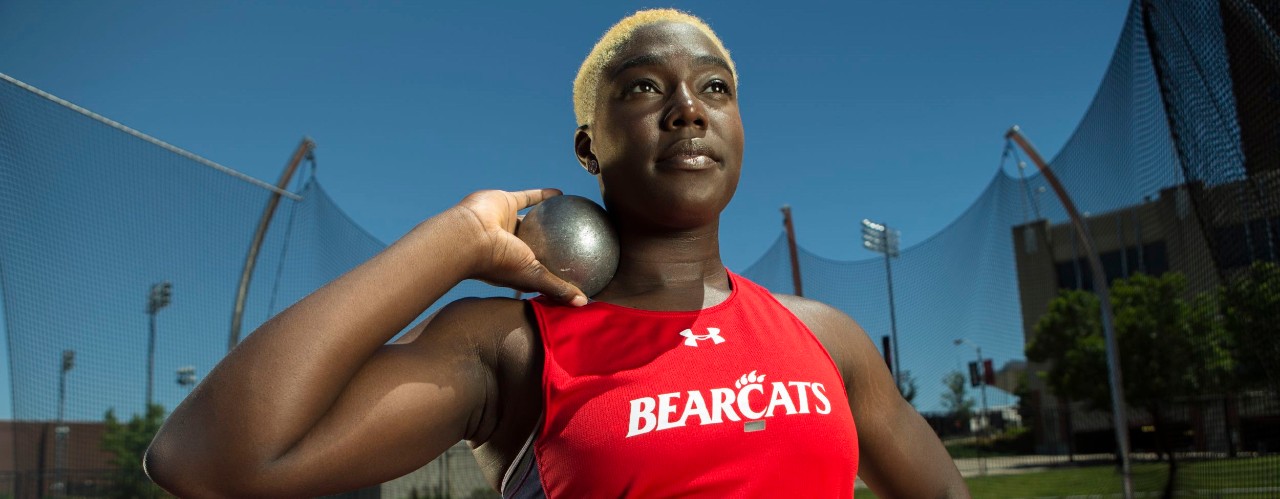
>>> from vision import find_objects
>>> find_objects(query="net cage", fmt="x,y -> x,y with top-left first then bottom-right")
740,0 -> 1279,495
1,0 -> 1277,496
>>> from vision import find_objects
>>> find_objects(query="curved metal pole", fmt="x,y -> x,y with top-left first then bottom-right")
1006,125 -> 1133,499
228,137 -> 315,352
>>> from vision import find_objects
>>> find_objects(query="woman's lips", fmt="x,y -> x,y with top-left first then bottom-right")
657,139 -> 719,171
658,154 -> 717,171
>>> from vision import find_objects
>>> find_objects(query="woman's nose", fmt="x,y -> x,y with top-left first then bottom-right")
662,86 -> 706,130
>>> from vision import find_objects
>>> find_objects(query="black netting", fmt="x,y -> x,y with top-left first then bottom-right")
0,75 -> 504,497
740,0 -> 1278,495
1,0 -> 1277,496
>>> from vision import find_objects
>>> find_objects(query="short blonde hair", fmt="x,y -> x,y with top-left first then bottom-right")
572,9 -> 736,128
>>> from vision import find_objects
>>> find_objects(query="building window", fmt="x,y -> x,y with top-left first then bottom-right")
1055,241 -> 1169,290
1212,217 -> 1280,269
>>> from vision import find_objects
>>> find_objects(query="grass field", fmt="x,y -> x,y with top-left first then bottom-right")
857,456 -> 1280,498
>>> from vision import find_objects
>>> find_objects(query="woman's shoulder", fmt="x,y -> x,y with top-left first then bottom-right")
444,295 -> 538,331
768,293 -> 859,330
401,296 -> 538,350
435,295 -> 532,318
769,293 -> 867,375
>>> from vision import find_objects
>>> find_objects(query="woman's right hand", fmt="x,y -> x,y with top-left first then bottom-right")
448,188 -> 587,306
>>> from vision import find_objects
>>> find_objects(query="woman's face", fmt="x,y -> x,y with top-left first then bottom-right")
580,22 -> 745,231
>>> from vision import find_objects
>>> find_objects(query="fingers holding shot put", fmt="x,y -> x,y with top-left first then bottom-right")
452,188 -> 596,306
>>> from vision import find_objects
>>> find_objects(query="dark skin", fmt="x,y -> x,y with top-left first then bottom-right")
145,22 -> 968,498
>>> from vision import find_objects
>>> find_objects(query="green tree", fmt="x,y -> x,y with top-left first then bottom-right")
1026,289 -> 1109,409
940,371 -> 974,424
1027,272 -> 1232,498
101,403 -> 167,499
1220,261 -> 1280,393
898,370 -> 919,407
1111,274 -> 1230,480
1110,273 -> 1230,404
1012,373 -> 1036,434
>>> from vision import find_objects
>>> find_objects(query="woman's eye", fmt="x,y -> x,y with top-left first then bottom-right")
705,80 -> 731,94
627,81 -> 659,93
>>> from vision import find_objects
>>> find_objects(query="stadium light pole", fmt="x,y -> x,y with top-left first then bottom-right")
147,281 -> 172,408
861,219 -> 902,392
1006,125 -> 1133,499
176,365 -> 197,389
54,349 -> 74,497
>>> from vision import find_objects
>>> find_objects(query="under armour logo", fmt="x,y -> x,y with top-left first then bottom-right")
679,327 -> 725,347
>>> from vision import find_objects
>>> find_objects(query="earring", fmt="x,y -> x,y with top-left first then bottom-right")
587,158 -> 600,175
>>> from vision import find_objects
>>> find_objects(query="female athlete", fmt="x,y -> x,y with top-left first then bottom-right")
146,9 -> 969,498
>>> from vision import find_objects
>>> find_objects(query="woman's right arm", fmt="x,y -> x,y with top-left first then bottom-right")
144,189 -> 584,498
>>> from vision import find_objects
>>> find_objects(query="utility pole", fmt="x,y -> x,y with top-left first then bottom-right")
955,339 -> 990,434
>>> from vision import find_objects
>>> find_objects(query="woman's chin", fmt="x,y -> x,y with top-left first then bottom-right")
602,182 -> 734,229
644,200 -> 729,231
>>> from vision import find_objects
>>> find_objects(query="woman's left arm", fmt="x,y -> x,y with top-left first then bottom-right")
778,296 -> 969,498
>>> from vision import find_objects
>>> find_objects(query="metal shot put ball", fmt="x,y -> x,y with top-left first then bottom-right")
516,195 -> 619,298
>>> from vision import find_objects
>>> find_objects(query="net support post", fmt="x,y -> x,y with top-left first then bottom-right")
228,137 -> 316,352
1006,125 -> 1133,499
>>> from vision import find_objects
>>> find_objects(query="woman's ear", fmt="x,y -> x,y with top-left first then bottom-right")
574,126 -> 595,174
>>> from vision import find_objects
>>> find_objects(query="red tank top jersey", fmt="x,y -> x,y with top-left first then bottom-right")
528,270 -> 859,498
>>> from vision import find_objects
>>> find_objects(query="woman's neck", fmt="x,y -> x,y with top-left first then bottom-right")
592,221 -> 731,309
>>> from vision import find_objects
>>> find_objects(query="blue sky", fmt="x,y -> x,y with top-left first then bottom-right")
0,1 -> 1130,416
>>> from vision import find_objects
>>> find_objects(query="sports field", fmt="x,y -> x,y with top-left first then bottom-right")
858,456 -> 1279,498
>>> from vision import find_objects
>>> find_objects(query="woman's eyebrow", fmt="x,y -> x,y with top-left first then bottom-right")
610,53 -> 733,79
692,55 -> 732,75
611,54 -> 666,78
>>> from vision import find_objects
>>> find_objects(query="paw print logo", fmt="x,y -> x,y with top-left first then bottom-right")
734,370 -> 766,389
